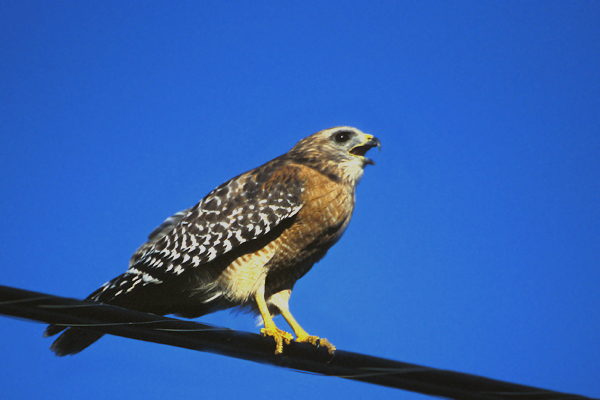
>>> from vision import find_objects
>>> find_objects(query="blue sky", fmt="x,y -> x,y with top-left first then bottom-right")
1,1 -> 599,399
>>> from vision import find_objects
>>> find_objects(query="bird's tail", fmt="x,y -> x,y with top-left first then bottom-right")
43,325 -> 104,357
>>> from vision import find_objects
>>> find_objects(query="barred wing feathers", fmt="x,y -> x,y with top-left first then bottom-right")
89,162 -> 305,305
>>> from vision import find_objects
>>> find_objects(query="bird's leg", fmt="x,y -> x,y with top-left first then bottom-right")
255,285 -> 293,354
269,290 -> 336,354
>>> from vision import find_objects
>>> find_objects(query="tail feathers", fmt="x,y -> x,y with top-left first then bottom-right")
44,325 -> 104,357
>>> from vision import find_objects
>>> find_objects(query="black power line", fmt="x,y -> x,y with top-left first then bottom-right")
0,284 -> 595,400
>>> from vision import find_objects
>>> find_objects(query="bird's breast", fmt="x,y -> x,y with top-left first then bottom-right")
267,167 -> 356,279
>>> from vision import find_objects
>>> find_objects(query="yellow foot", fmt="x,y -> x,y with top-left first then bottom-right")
261,326 -> 294,354
296,335 -> 336,354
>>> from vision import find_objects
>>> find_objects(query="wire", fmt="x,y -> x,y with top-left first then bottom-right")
0,284 -> 595,400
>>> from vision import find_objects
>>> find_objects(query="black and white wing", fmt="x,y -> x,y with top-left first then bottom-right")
88,162 -> 305,305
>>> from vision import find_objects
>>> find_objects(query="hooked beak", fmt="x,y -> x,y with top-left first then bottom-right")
349,135 -> 381,165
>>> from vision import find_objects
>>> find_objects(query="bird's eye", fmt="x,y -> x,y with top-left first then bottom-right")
334,131 -> 352,143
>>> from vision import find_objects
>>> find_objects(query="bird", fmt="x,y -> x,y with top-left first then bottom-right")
44,126 -> 380,356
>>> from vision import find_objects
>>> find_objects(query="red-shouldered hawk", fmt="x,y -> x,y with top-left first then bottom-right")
45,127 -> 380,355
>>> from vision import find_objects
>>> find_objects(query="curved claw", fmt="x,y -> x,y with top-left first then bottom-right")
261,326 -> 294,354
296,334 -> 336,354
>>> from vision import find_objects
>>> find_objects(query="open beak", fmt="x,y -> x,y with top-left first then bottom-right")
349,135 -> 381,165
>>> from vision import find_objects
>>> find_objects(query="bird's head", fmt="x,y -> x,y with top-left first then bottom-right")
288,126 -> 381,184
